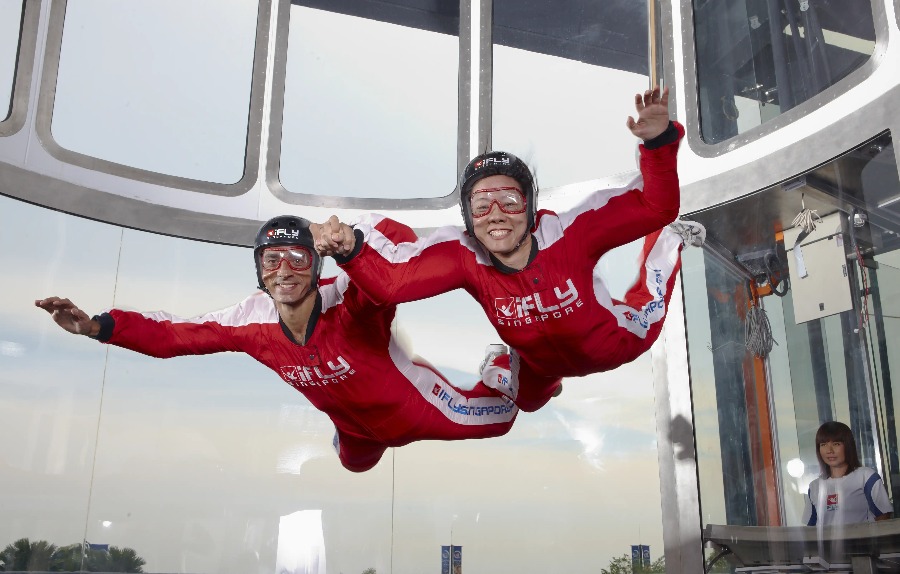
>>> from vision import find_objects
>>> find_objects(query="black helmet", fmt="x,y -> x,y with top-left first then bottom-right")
253,215 -> 323,291
459,151 -> 537,238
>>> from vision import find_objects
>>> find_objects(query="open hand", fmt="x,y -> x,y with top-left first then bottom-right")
35,297 -> 98,336
626,86 -> 670,141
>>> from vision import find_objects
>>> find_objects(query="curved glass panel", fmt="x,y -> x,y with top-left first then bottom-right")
51,0 -> 258,183
0,0 -> 23,122
492,1 -> 650,189
694,0 -> 876,144
683,132 -> 900,572
279,4 -> 458,199
1,192 -> 665,572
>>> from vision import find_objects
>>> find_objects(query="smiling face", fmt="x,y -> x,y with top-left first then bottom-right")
259,246 -> 315,306
470,174 -> 531,268
819,440 -> 848,477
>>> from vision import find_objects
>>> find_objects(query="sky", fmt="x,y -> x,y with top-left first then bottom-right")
1,2 -> 676,573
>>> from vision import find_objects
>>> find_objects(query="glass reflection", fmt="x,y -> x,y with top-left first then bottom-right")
694,0 -> 876,144
279,5 -> 458,199
52,0 -> 257,183
685,133 -> 900,571
0,0 -> 23,122
1,192 -> 668,572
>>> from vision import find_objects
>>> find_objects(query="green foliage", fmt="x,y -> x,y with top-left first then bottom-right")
53,544 -> 87,572
0,538 -> 145,572
601,553 -> 666,574
89,546 -> 146,573
0,538 -> 58,572
361,569 -> 377,574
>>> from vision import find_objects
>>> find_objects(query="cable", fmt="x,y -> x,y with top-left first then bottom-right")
745,282 -> 777,358
764,252 -> 789,297
791,193 -> 822,235
746,305 -> 775,357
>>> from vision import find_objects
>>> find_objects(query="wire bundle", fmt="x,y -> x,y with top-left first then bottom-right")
745,303 -> 775,358
791,193 -> 822,234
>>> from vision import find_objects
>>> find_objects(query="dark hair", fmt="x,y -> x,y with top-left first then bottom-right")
815,421 -> 861,477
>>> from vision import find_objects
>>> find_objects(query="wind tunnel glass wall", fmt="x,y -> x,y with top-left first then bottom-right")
0,0 -> 23,122
1,194 -> 667,572
492,0 -> 651,189
682,132 -> 900,571
51,0 -> 257,183
693,0 -> 876,144
279,2 -> 459,199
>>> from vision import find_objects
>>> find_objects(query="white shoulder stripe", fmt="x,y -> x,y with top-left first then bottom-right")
139,291 -> 279,327
354,213 -> 492,266
319,273 -> 351,312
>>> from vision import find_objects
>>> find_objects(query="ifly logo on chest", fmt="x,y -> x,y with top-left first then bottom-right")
280,356 -> 354,388
494,279 -> 582,326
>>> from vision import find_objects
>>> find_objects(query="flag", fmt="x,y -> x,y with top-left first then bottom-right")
631,545 -> 650,568
441,545 -> 450,574
451,545 -> 462,574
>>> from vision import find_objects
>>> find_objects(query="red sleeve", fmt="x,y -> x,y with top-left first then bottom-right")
558,121 -> 683,260
339,214 -> 469,306
105,303 -> 250,358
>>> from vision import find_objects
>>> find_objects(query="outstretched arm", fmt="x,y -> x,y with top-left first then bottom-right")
37,295 -> 254,358
564,87 -> 681,259
35,297 -> 100,337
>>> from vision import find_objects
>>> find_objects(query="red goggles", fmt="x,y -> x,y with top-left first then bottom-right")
259,246 -> 312,272
470,187 -> 526,218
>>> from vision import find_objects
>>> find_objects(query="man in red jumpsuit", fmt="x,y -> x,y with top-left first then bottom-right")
35,216 -> 517,473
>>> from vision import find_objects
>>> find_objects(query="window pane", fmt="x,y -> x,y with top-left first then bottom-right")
694,0 -> 876,144
2,190 -> 668,571
0,195 -> 122,549
51,0 -> 258,183
493,1 -> 650,189
279,5 -> 458,199
0,0 -> 23,122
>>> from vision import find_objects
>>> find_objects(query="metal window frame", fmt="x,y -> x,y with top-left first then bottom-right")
33,0 -> 270,195
680,0 -> 889,158
265,0 -> 479,210
0,0 -> 38,136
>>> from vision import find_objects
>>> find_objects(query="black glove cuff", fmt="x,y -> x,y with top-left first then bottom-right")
89,313 -> 115,342
642,121 -> 678,150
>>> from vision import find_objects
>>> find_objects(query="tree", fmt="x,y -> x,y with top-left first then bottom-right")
82,545 -> 145,573
361,569 -> 377,574
601,554 -> 633,574
0,538 -> 59,572
601,553 -> 666,574
0,539 -> 146,573
53,544 -> 87,572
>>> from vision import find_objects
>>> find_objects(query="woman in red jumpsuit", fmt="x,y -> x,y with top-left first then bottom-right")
317,88 -> 705,412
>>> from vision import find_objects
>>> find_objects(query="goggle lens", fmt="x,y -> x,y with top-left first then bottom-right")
260,246 -> 312,272
470,187 -> 526,218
